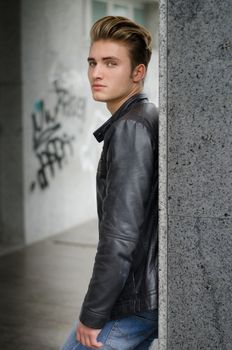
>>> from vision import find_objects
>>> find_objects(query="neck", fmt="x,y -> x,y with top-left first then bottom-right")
107,87 -> 143,114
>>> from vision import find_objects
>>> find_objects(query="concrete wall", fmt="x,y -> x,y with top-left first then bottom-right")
159,0 -> 232,348
0,0 -> 24,244
21,0 -> 103,243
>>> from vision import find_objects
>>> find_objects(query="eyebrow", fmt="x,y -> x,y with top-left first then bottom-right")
87,56 -> 120,62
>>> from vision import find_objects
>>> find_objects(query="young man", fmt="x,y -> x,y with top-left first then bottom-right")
61,16 -> 158,350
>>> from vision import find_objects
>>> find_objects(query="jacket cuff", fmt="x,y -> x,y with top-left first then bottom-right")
79,307 -> 109,329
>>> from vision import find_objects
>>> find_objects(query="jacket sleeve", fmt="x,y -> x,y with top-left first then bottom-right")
79,119 -> 155,329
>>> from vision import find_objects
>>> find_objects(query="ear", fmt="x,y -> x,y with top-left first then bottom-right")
132,64 -> 146,82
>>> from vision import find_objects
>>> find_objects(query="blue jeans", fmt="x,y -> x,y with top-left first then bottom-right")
61,309 -> 158,350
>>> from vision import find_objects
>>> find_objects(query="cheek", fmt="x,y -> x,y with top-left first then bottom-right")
113,70 -> 126,83
88,69 -> 92,81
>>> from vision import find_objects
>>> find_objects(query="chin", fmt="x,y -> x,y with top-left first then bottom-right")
92,94 -> 107,102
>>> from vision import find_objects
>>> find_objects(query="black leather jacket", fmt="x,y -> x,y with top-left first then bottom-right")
80,93 -> 159,329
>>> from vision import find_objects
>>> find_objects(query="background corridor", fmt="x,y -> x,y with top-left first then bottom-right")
0,220 -> 158,350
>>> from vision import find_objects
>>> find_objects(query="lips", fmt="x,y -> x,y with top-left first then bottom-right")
92,84 -> 106,89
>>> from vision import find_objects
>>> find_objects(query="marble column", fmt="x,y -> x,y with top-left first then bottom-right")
159,0 -> 232,349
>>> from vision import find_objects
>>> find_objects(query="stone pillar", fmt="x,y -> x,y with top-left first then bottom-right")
0,0 -> 24,244
159,0 -> 232,349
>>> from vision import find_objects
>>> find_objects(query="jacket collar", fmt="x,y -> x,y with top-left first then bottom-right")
93,93 -> 148,143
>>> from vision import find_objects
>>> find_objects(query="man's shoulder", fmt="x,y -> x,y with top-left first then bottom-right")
120,100 -> 158,130
107,101 -> 158,143
104,100 -> 158,145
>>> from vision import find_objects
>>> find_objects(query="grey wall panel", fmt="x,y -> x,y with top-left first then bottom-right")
159,0 -> 232,348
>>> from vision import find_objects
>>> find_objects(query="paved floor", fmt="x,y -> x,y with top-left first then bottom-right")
0,219 -> 158,349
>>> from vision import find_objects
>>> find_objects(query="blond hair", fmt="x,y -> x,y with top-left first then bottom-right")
90,16 -> 152,71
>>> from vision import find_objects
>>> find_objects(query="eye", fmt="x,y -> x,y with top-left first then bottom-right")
88,61 -> 96,67
106,61 -> 117,67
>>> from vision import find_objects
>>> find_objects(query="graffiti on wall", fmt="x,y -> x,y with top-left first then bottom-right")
50,68 -> 87,121
30,68 -> 87,191
30,99 -> 75,191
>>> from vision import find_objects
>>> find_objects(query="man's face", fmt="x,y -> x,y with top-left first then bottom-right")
88,40 -> 141,113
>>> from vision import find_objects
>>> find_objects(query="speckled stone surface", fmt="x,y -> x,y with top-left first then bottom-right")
167,0 -> 232,218
158,0 -> 168,349
168,216 -> 232,349
159,0 -> 232,348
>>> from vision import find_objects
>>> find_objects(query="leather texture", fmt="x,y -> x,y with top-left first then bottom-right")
79,93 -> 159,329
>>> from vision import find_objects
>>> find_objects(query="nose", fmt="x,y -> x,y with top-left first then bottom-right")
91,64 -> 103,80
